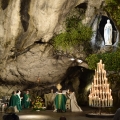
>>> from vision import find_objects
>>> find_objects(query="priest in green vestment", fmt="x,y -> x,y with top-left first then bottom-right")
9,91 -> 17,107
16,90 -> 22,112
54,90 -> 67,112
22,90 -> 31,108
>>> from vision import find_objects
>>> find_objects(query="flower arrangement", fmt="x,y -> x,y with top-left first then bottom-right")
32,96 -> 46,110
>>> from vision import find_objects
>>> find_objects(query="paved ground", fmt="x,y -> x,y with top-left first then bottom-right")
0,107 -> 114,120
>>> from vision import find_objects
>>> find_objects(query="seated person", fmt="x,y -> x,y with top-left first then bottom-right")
54,90 -> 67,112
3,106 -> 19,120
59,116 -> 66,120
113,108 -> 120,120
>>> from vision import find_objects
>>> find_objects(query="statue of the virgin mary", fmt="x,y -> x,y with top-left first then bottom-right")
104,19 -> 112,45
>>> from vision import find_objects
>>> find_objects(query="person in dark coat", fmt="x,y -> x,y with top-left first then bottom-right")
113,108 -> 120,120
16,90 -> 22,112
3,106 -> 19,120
59,116 -> 66,120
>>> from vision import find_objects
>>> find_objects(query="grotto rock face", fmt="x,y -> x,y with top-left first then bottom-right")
0,0 -> 105,93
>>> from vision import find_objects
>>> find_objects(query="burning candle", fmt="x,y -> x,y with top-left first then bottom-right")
89,95 -> 92,106
103,92 -> 105,99
110,89 -> 112,95
94,76 -> 96,85
102,64 -> 104,70
105,99 -> 107,106
102,99 -> 104,107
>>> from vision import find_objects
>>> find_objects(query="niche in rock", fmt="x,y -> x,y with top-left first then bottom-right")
98,15 -> 117,45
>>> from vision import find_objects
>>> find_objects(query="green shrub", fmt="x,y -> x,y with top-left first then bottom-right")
53,15 -> 92,51
105,0 -> 120,28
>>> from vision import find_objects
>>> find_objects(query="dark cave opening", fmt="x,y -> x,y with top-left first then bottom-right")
61,66 -> 94,94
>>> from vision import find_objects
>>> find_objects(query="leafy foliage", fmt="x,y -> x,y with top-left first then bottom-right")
105,0 -> 120,28
32,96 -> 45,110
53,15 -> 93,51
86,50 -> 120,71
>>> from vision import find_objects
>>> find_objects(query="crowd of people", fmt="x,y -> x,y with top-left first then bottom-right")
2,89 -> 31,120
8,89 -> 31,112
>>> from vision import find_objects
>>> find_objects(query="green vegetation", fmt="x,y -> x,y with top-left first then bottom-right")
86,49 -> 120,71
53,15 -> 93,51
105,0 -> 120,28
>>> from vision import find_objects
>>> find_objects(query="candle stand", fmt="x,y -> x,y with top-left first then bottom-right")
86,60 -> 114,118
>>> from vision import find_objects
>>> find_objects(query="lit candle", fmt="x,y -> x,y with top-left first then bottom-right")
92,83 -> 94,92
94,96 -> 96,106
102,99 -> 104,107
105,99 -> 107,106
102,80 -> 104,85
105,78 -> 108,84
94,76 -> 96,85
102,64 -> 104,70
110,89 -> 112,95
107,84 -> 109,92
97,63 -> 99,71
89,95 -> 92,106
95,69 -> 97,77
111,98 -> 113,106
99,98 -> 101,106
100,92 -> 102,99
103,92 -> 105,99
104,71 -> 106,77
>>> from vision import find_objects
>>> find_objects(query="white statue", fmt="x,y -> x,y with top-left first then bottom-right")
104,19 -> 112,45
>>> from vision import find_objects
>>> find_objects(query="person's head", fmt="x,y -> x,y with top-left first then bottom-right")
51,89 -> 53,93
5,106 -> 15,114
59,116 -> 66,120
107,19 -> 110,23
12,91 -> 16,95
26,90 -> 29,94
16,90 -> 21,95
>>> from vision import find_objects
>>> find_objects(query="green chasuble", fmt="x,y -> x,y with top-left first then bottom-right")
16,95 -> 22,111
22,93 -> 30,108
9,95 -> 17,107
54,93 -> 67,112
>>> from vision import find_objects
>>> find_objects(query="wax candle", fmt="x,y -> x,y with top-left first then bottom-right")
110,89 -> 112,95
105,99 -> 107,106
102,64 -> 104,70
102,99 -> 104,107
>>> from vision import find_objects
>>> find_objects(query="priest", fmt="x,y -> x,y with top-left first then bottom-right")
9,91 -> 17,107
16,90 -> 22,112
22,90 -> 31,109
54,90 -> 67,112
